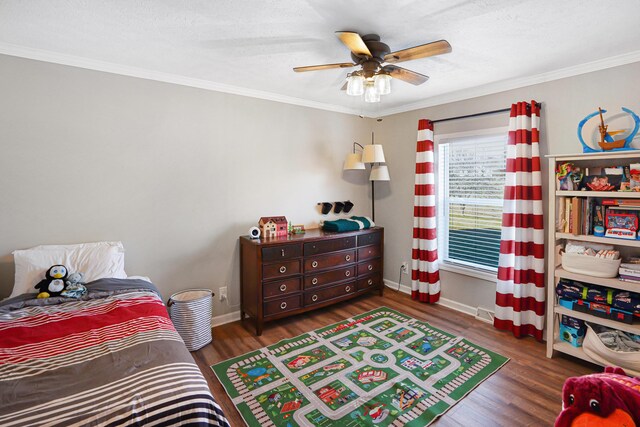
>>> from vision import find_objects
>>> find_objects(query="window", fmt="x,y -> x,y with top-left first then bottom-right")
437,129 -> 507,275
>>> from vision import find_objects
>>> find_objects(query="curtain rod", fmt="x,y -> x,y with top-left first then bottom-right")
431,101 -> 543,124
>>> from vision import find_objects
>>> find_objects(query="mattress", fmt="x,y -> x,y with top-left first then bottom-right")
0,278 -> 229,427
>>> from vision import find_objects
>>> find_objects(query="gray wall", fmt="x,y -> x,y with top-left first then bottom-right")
2,52 -> 640,318
0,54 -> 374,316
376,61 -> 640,311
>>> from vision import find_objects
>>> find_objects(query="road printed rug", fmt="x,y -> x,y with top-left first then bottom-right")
212,307 -> 508,427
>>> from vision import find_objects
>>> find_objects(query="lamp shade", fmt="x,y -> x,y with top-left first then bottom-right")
364,81 -> 380,103
362,144 -> 386,163
343,152 -> 365,170
370,165 -> 390,181
346,74 -> 364,96
374,73 -> 391,95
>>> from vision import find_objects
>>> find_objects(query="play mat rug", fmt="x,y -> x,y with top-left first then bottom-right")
212,307 -> 509,427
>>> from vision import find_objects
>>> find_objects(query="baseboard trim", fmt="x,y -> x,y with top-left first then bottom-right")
384,279 -> 494,324
212,310 -> 242,327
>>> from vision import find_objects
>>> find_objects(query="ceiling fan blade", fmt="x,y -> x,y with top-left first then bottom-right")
384,65 -> 429,85
336,31 -> 372,57
293,62 -> 355,72
384,39 -> 451,64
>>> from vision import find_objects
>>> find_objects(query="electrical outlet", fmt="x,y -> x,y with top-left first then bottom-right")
401,261 -> 409,273
219,286 -> 227,301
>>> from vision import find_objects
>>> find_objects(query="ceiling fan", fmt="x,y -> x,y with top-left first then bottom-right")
293,31 -> 452,102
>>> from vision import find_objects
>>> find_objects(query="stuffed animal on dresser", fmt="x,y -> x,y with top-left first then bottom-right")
35,265 -> 68,298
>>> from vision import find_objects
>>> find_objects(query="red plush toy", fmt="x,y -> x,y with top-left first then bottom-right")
555,367 -> 640,427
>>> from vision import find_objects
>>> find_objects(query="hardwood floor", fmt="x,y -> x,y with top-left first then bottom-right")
193,289 -> 598,426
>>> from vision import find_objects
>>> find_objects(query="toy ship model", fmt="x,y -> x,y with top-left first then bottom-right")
597,107 -> 626,150
578,106 -> 640,153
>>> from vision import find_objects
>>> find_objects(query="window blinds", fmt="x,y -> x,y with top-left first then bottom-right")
437,133 -> 507,271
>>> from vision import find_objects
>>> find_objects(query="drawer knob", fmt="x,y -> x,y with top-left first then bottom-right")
312,261 -> 318,268
368,250 -> 372,254
345,255 -> 351,261
279,266 -> 287,274
345,270 -> 351,277
312,278 -> 318,285
368,279 -> 373,285
368,265 -> 373,271
280,302 -> 287,310
345,286 -> 351,292
279,284 -> 287,292
312,294 -> 318,302
281,249 -> 285,257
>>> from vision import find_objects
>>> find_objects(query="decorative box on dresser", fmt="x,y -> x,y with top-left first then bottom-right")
240,227 -> 384,335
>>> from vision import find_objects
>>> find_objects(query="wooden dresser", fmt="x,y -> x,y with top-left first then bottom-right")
239,227 -> 384,335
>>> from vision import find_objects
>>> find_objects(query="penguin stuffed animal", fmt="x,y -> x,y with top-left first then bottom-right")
35,265 -> 69,298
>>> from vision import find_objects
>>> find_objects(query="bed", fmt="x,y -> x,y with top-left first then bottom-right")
0,277 -> 229,426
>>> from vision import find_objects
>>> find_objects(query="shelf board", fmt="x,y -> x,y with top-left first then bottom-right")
554,305 -> 640,335
548,152 -> 640,161
556,190 -> 640,198
555,268 -> 640,292
552,341 -> 600,365
556,233 -> 640,247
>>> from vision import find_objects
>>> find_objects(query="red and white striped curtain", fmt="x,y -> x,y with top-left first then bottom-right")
494,101 -> 545,340
411,119 -> 440,303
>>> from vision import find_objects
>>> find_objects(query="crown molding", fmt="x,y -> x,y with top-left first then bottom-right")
1,42 -> 639,119
376,49 -> 640,117
0,42 -> 362,116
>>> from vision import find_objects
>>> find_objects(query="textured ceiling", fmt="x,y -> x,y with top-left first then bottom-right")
1,0 -> 639,116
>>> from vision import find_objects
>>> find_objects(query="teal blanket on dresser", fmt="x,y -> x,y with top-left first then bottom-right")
322,216 -> 375,232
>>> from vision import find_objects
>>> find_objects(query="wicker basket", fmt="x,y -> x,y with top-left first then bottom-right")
167,289 -> 213,351
561,252 -> 621,278
582,323 -> 640,376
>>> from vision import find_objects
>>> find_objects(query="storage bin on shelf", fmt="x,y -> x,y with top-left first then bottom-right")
582,323 -> 640,377
561,251 -> 621,278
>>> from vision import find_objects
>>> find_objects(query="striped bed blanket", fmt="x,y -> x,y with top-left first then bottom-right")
0,278 -> 229,427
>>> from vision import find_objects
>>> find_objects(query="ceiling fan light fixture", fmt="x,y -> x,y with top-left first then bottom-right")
374,72 -> 391,95
364,81 -> 380,103
346,73 -> 364,96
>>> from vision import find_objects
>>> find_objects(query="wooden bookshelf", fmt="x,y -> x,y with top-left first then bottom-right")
546,152 -> 640,367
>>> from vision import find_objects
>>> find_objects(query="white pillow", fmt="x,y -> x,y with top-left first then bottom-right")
10,241 -> 127,298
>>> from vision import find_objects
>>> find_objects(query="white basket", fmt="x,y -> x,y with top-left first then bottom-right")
167,289 -> 213,351
561,252 -> 621,278
582,323 -> 640,376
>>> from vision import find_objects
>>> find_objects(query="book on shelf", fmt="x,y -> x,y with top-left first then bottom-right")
559,196 -> 639,238
571,197 -> 580,234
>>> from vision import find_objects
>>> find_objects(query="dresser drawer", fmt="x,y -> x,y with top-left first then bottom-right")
304,266 -> 356,288
358,258 -> 382,275
357,273 -> 381,291
358,245 -> 381,261
263,277 -> 301,299
263,260 -> 301,280
305,250 -> 355,273
262,244 -> 302,262
358,231 -> 382,247
264,294 -> 302,316
305,282 -> 355,306
304,237 -> 356,256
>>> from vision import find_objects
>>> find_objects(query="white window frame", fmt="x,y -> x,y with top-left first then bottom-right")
434,127 -> 508,282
